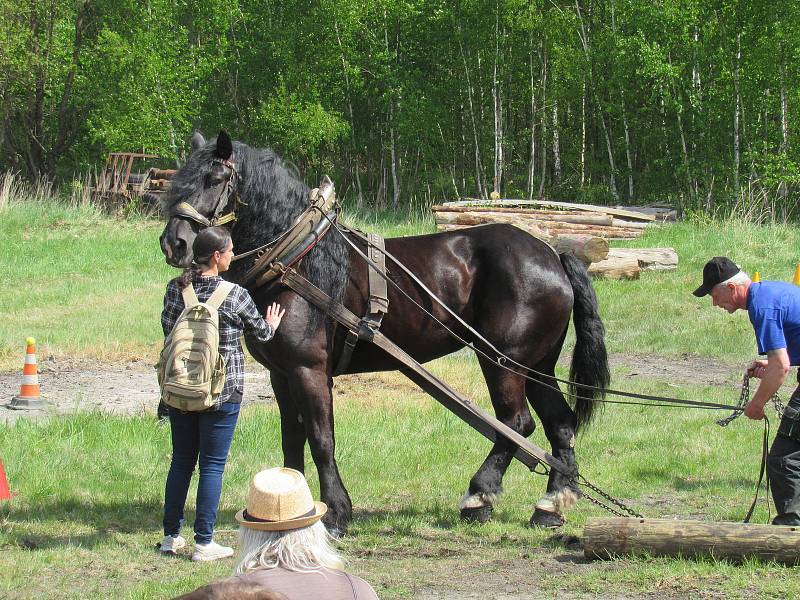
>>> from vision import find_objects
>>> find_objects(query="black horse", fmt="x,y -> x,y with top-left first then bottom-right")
160,131 -> 610,534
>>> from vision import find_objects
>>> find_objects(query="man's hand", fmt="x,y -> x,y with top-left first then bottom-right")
743,398 -> 766,420
747,359 -> 769,379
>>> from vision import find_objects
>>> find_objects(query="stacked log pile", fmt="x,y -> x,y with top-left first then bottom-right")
432,199 -> 678,279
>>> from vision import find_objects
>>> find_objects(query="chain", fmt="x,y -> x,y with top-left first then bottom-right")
717,375 -> 782,427
574,475 -> 645,519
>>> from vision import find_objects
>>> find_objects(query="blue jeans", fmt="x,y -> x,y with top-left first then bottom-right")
163,401 -> 240,544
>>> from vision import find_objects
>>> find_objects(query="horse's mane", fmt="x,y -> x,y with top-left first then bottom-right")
165,140 -> 350,313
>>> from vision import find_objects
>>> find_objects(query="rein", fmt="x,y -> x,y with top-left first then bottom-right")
320,212 -> 749,414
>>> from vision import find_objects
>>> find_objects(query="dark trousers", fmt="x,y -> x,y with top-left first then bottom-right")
163,401 -> 240,543
767,381 -> 800,526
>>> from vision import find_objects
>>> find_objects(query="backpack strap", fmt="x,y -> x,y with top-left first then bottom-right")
206,281 -> 236,310
181,283 -> 199,308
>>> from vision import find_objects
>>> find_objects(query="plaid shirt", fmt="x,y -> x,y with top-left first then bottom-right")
161,276 -> 274,404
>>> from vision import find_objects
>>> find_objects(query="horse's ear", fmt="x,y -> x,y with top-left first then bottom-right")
191,131 -> 206,152
215,130 -> 233,160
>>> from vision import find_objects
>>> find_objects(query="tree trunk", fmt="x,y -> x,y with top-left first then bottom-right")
384,11 -> 400,208
538,44 -> 548,199
585,518 -> 800,565
733,31 -> 741,198
458,24 -> 486,199
574,1 -> 618,201
492,3 -> 503,196
527,32 -> 539,200
552,99 -> 561,186
335,19 -> 363,207
581,82 -> 586,187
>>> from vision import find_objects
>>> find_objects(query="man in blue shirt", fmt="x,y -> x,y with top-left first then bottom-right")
694,256 -> 800,526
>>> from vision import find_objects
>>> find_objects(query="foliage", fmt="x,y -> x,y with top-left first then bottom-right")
2,1 -> 800,215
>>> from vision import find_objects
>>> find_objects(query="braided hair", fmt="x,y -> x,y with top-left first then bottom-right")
174,226 -> 233,289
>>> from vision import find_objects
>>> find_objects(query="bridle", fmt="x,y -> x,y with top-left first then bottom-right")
169,158 -> 242,228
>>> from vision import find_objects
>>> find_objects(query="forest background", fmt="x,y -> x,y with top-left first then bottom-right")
2,0 -> 799,217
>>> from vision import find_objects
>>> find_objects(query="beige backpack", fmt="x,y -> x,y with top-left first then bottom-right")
157,281 -> 235,411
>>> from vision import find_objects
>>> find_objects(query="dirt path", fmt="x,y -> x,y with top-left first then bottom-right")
0,352 -> 749,425
0,356 -> 275,424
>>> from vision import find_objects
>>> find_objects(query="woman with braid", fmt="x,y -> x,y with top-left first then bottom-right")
159,226 -> 285,561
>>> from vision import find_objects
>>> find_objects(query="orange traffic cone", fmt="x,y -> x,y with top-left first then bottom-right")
9,337 -> 47,410
752,271 -> 761,283
793,264 -> 800,286
0,459 -> 10,501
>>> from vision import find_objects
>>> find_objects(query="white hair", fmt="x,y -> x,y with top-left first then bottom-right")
234,521 -> 345,575
716,270 -> 750,289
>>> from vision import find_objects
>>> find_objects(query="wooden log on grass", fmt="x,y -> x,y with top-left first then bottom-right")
433,213 -> 644,239
584,517 -> 800,565
552,234 -> 609,264
607,248 -> 678,271
587,255 -> 640,279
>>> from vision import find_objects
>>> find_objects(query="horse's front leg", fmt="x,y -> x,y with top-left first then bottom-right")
288,366 -> 352,536
271,372 -> 307,472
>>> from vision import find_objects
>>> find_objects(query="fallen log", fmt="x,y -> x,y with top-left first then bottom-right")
587,255 -> 640,279
433,205 -> 615,225
448,198 -> 657,221
433,213 -> 643,239
584,517 -> 800,565
552,234 -> 609,264
607,247 -> 678,271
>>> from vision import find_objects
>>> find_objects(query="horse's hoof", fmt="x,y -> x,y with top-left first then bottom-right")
528,507 -> 565,529
325,524 -> 347,539
460,504 -> 493,524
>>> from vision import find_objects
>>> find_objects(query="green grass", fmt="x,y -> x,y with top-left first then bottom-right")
2,198 -> 800,598
0,202 -> 174,368
1,378 -> 798,599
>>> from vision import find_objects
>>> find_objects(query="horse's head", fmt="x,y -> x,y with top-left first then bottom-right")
160,130 -> 241,267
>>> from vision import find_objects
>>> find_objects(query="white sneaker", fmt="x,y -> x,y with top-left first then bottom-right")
192,540 -> 234,562
160,534 -> 186,555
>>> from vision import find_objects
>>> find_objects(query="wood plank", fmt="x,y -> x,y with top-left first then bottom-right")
433,213 -> 644,237
584,517 -> 800,565
434,209 -> 614,226
444,198 -> 657,221
606,248 -> 678,271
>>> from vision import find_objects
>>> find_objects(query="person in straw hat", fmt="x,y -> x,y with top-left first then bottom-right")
173,468 -> 379,599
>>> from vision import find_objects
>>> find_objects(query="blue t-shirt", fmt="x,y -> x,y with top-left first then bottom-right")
747,281 -> 800,366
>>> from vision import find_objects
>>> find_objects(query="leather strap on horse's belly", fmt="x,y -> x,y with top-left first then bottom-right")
333,233 -> 389,375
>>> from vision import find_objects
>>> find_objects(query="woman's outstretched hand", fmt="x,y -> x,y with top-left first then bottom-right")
265,302 -> 286,330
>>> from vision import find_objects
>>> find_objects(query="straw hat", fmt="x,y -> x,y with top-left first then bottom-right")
235,467 -> 327,531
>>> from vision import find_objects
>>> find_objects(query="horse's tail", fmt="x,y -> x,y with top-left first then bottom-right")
559,252 -> 610,431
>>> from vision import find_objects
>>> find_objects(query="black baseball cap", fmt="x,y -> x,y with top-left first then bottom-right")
693,256 -> 741,297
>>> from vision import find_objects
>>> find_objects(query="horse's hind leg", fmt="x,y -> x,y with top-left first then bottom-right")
460,359 -> 534,523
271,372 -> 307,472
526,361 -> 580,528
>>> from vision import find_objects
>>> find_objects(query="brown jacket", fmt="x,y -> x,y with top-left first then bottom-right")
173,567 -> 379,600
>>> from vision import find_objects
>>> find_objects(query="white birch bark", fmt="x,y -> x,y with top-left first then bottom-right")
733,32 -> 741,197
334,20 -> 363,207
575,0 -> 618,201
552,99 -> 561,185
458,23 -> 486,199
528,32 -> 538,200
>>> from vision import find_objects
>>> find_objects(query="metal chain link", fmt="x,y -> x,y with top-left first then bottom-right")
574,475 -> 645,519
717,375 -> 782,427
